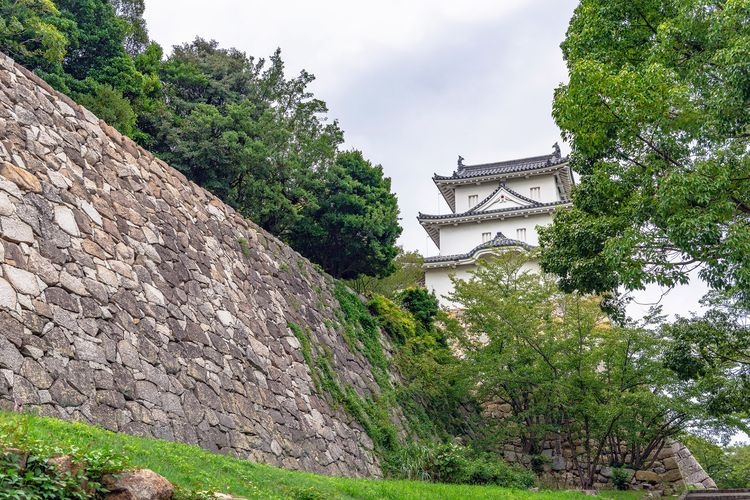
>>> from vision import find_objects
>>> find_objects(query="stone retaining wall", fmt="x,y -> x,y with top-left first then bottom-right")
487,403 -> 715,494
0,52 -> 382,477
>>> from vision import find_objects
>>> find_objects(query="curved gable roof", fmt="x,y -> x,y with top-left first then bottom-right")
423,232 -> 532,268
466,183 -> 541,214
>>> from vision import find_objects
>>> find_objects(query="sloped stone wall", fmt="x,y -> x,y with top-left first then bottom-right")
0,52 -> 382,477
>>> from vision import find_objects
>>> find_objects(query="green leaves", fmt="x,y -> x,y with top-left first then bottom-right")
291,151 -> 401,279
450,254 -> 714,487
543,0 -> 750,303
0,0 -> 69,71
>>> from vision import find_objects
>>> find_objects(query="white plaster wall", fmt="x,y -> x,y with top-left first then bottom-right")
450,175 -> 560,213
454,183 -> 500,212
504,176 -> 559,203
425,265 -> 475,308
426,258 -> 541,308
437,212 -> 554,255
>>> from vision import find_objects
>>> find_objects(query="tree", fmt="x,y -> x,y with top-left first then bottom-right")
397,287 -> 439,333
663,294 -> 750,417
291,150 -> 401,279
540,0 -> 750,304
109,0 -> 148,55
450,253 -> 713,488
151,39 -> 345,239
0,0 -> 71,71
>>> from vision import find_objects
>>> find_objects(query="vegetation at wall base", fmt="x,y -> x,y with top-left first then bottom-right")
0,412 -> 649,499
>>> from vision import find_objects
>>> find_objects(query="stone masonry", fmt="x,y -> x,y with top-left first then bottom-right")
0,52 -> 382,476
487,403 -> 716,494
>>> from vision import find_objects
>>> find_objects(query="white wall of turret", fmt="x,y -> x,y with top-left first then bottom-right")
425,258 -> 541,308
452,175 -> 560,213
436,212 -> 554,255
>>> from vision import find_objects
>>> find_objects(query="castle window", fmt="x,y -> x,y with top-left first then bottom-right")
482,232 -> 491,243
516,228 -> 527,241
468,195 -> 478,208
530,187 -> 541,200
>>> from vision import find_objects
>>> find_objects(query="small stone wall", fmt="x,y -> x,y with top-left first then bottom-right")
487,404 -> 715,494
0,52 -> 382,477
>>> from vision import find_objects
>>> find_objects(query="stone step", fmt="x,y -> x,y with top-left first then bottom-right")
686,490 -> 750,500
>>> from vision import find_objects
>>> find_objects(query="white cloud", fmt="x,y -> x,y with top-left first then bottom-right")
145,0 -> 527,93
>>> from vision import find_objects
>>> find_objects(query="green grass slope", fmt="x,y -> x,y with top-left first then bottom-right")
0,412 -> 644,499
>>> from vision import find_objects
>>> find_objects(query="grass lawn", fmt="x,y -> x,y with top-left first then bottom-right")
0,411 -> 647,499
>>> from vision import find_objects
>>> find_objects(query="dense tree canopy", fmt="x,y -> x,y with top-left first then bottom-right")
0,0 -> 401,279
290,150 -> 401,279
540,0 -> 750,304
0,0 -> 70,71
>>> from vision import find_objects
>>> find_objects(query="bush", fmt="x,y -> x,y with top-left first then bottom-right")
368,294 -> 416,345
397,288 -> 439,332
383,442 -> 535,488
611,466 -> 630,490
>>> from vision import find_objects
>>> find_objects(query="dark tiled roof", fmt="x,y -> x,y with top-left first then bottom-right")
434,153 -> 568,181
424,232 -> 532,264
418,199 -> 567,221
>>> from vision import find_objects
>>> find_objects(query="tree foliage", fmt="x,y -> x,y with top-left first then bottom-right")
0,0 -> 70,71
0,3 -> 400,278
291,150 -> 401,279
347,248 -> 424,298
663,294 -> 750,419
540,0 -> 750,304
450,253 -> 716,488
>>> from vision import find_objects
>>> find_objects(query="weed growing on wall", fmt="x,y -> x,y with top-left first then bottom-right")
333,282 -> 391,390
237,237 -> 251,258
287,320 -> 398,452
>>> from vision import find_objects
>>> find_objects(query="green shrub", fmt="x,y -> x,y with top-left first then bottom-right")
368,294 -> 416,345
396,288 -> 439,332
529,454 -> 549,473
611,466 -> 630,490
383,442 -> 535,488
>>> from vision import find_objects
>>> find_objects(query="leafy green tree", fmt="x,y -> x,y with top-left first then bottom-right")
77,82 -> 136,134
150,39 -> 345,239
663,294 -> 750,417
540,0 -> 750,304
0,0 -> 71,71
109,0 -> 148,55
450,253 -> 713,488
397,287 -> 439,333
291,150 -> 401,279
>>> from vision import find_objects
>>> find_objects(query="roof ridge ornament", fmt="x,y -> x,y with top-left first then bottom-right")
457,155 -> 465,168
552,142 -> 561,158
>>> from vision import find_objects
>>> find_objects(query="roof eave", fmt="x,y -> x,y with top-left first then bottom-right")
418,201 -> 571,224
418,217 -> 441,248
432,175 -> 456,213
423,245 -> 533,269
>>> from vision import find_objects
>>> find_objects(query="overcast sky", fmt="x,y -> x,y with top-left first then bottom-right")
144,0 -> 707,320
